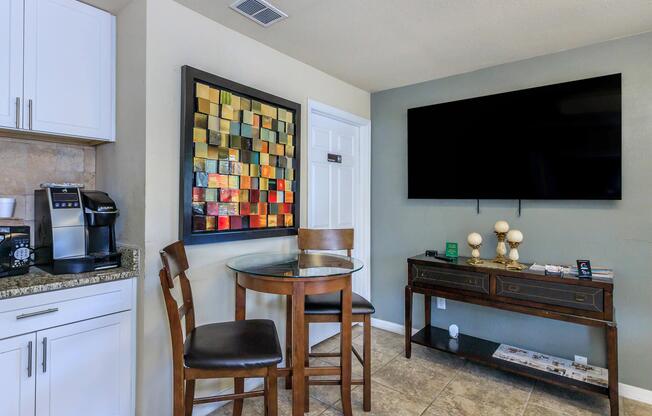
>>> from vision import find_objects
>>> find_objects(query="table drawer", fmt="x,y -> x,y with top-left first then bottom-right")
0,279 -> 133,339
496,275 -> 604,312
412,264 -> 489,294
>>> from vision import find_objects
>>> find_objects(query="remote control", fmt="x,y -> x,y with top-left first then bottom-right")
425,250 -> 455,262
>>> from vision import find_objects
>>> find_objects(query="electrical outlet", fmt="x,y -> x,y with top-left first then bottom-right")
437,297 -> 446,309
574,355 -> 588,365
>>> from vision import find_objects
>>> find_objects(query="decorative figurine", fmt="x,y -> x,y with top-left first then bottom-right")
449,324 -> 459,339
466,232 -> 483,265
493,220 -> 509,264
506,229 -> 526,270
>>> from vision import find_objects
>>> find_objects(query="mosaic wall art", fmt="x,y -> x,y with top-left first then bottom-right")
180,66 -> 300,244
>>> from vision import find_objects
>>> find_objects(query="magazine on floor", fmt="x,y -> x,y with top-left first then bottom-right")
492,344 -> 608,387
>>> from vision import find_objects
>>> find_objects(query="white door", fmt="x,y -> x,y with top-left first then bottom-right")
0,333 -> 37,416
0,0 -> 23,129
308,102 -> 371,345
23,0 -> 115,140
36,312 -> 132,416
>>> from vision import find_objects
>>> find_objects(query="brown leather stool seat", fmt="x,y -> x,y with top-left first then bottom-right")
184,319 -> 283,370
305,293 -> 375,315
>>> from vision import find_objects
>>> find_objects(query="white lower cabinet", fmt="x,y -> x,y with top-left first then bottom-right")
0,333 -> 36,416
36,312 -> 132,416
0,279 -> 134,416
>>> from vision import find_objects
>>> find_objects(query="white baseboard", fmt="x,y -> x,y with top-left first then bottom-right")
620,383 -> 652,405
371,317 -> 418,336
369,318 -> 652,405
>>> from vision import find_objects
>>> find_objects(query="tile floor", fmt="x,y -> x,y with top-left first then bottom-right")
209,327 -> 652,416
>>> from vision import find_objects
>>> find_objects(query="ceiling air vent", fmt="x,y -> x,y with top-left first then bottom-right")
230,0 -> 288,27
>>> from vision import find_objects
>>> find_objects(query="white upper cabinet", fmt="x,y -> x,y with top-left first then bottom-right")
0,0 -> 24,130
5,0 -> 117,142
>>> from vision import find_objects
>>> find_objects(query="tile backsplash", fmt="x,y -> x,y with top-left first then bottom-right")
0,137 -> 96,240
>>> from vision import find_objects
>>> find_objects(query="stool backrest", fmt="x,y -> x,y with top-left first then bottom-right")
297,228 -> 354,256
159,240 -> 196,360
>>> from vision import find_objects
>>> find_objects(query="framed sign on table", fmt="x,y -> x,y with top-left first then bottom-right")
180,66 -> 301,244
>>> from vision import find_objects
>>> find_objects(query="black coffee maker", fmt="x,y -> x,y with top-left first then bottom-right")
35,187 -> 122,274
81,191 -> 122,270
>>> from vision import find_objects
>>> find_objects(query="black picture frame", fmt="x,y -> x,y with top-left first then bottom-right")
179,65 -> 301,245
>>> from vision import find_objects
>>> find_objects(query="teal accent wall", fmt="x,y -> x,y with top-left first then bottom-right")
370,32 -> 652,390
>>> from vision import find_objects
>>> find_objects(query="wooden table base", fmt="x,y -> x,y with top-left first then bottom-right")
235,273 -> 353,416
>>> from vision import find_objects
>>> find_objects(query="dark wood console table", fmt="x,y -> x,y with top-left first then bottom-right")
405,253 -> 618,416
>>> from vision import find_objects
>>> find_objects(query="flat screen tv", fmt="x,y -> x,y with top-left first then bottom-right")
407,74 -> 622,200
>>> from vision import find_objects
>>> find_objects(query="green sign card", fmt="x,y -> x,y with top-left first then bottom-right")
445,242 -> 458,258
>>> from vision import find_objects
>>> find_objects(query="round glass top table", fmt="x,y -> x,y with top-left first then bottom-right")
226,251 -> 364,416
226,252 -> 364,278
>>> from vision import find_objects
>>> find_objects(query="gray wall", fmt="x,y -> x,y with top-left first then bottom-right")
370,32 -> 652,390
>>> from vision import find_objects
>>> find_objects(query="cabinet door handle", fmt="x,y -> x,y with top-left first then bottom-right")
575,294 -> 587,302
507,284 -> 520,293
16,307 -> 59,320
15,97 -> 20,128
27,341 -> 33,378
28,99 -> 33,130
42,337 -> 47,373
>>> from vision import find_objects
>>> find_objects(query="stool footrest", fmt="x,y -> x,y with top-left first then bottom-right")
305,366 -> 341,376
308,379 -> 364,386
309,347 -> 364,365
309,352 -> 341,358
193,389 -> 265,404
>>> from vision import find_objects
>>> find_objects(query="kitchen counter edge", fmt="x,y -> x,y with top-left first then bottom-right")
0,246 -> 140,300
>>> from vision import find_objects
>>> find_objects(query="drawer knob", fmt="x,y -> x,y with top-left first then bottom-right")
575,294 -> 587,302
507,284 -> 520,293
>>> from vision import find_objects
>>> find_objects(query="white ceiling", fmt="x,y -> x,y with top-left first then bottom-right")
85,0 -> 652,91
172,0 -> 652,92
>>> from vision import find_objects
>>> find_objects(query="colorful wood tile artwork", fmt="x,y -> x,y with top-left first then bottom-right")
191,80 -> 297,233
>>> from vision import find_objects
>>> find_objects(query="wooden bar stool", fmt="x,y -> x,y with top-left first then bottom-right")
287,228 -> 375,412
160,241 -> 282,416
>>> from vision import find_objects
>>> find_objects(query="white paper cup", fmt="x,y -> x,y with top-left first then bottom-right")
0,197 -> 16,218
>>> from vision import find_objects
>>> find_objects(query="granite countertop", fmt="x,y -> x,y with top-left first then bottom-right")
0,246 -> 140,300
